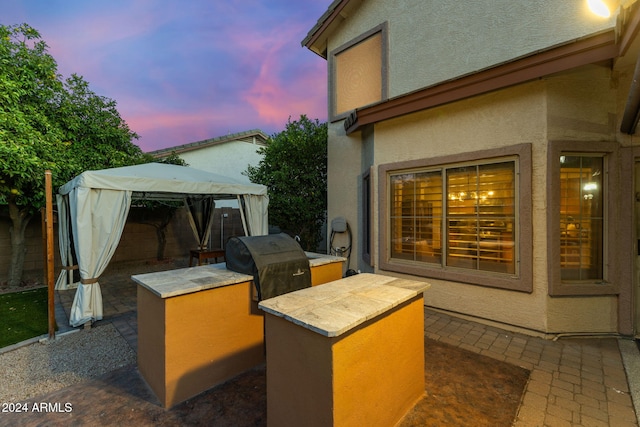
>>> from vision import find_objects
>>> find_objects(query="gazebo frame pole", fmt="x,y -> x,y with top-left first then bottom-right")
45,170 -> 55,339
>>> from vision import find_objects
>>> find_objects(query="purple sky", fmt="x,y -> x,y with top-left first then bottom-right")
1,1 -> 330,152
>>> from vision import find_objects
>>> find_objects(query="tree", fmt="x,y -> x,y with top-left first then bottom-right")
0,24 -> 144,287
245,115 -> 327,251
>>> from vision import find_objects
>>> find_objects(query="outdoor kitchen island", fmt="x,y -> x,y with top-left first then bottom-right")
259,273 -> 430,427
132,252 -> 345,408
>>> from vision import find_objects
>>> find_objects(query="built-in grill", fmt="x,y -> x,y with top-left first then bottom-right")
225,233 -> 311,301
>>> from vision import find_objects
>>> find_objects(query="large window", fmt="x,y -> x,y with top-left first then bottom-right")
380,144 -> 532,292
330,24 -> 387,119
389,160 -> 516,275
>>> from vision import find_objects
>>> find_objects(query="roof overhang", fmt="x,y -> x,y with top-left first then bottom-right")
344,29 -> 620,134
302,0 -> 357,58
303,1 -> 640,135
619,2 -> 640,133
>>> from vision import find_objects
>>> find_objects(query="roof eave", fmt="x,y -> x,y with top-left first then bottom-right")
148,129 -> 269,158
302,0 -> 355,59
345,30 -> 620,134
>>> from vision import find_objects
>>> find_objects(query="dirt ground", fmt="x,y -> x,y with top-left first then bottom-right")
0,280 -> 45,295
3,337 -> 529,427
400,338 -> 529,426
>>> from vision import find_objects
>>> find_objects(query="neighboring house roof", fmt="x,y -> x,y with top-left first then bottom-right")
148,129 -> 269,158
303,1 -> 640,134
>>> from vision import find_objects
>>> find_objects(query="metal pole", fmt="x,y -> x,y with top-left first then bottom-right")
45,170 -> 55,340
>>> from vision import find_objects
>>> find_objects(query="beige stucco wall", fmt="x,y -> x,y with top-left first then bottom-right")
329,0 -> 616,99
327,64 -> 627,334
373,83 -> 551,333
322,1 -> 639,335
547,64 -> 618,141
545,64 -> 620,333
177,140 -> 263,185
326,123 -> 363,270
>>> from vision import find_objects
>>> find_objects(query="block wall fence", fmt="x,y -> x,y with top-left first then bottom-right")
0,207 -> 245,284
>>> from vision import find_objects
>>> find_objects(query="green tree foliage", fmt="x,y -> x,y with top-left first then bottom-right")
0,24 -> 66,209
245,115 -> 327,251
0,24 -> 144,286
55,74 -> 143,176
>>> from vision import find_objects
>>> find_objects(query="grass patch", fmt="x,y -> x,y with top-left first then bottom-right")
0,287 -> 54,348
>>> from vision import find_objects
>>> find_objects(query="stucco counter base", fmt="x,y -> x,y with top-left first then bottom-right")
259,273 -> 430,427
133,254 -> 346,409
134,265 -> 262,409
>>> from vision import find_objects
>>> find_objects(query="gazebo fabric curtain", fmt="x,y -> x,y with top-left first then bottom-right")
54,194 -> 77,290
238,194 -> 269,236
67,188 -> 132,327
57,163 -> 269,327
185,196 -> 216,249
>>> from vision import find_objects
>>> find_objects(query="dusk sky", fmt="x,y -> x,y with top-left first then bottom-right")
0,1 -> 330,152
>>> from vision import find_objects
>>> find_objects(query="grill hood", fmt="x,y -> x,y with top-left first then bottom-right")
225,233 -> 311,300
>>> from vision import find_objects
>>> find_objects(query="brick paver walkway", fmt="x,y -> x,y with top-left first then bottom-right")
52,269 -> 640,426
424,309 -> 639,427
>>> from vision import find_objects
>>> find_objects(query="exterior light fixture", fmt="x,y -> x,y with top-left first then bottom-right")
587,0 -> 618,18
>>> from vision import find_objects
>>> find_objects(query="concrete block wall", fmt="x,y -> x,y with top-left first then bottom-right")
209,207 -> 246,249
0,213 -> 61,284
0,207 -> 246,284
110,208 -> 193,264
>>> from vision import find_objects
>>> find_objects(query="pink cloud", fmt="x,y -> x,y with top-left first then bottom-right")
7,1 -> 331,151
229,21 -> 327,125
243,60 -> 327,126
124,101 -> 265,151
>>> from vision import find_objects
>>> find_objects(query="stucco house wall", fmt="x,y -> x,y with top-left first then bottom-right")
317,0 -> 615,98
307,0 -> 640,336
150,129 -> 267,211
171,139 -> 264,185
373,83 -> 548,332
372,67 -> 624,334
149,129 -> 266,184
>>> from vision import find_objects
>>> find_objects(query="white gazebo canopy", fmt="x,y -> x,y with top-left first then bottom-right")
56,162 -> 269,327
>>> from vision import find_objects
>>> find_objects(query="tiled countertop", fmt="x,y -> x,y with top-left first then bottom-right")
258,273 -> 430,337
305,252 -> 346,267
132,265 -> 253,298
132,252 -> 346,299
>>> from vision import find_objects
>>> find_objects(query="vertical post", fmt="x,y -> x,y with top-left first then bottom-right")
45,170 -> 55,340
40,208 -> 47,286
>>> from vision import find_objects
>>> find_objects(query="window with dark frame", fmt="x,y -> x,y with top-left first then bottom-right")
380,144 -> 532,293
559,155 -> 604,282
388,159 -> 517,275
547,141 -> 617,297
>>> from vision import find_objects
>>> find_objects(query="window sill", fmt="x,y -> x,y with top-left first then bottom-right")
548,282 -> 618,296
379,259 -> 532,293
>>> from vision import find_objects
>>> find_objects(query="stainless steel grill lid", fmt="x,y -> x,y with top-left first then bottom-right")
225,233 -> 311,300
